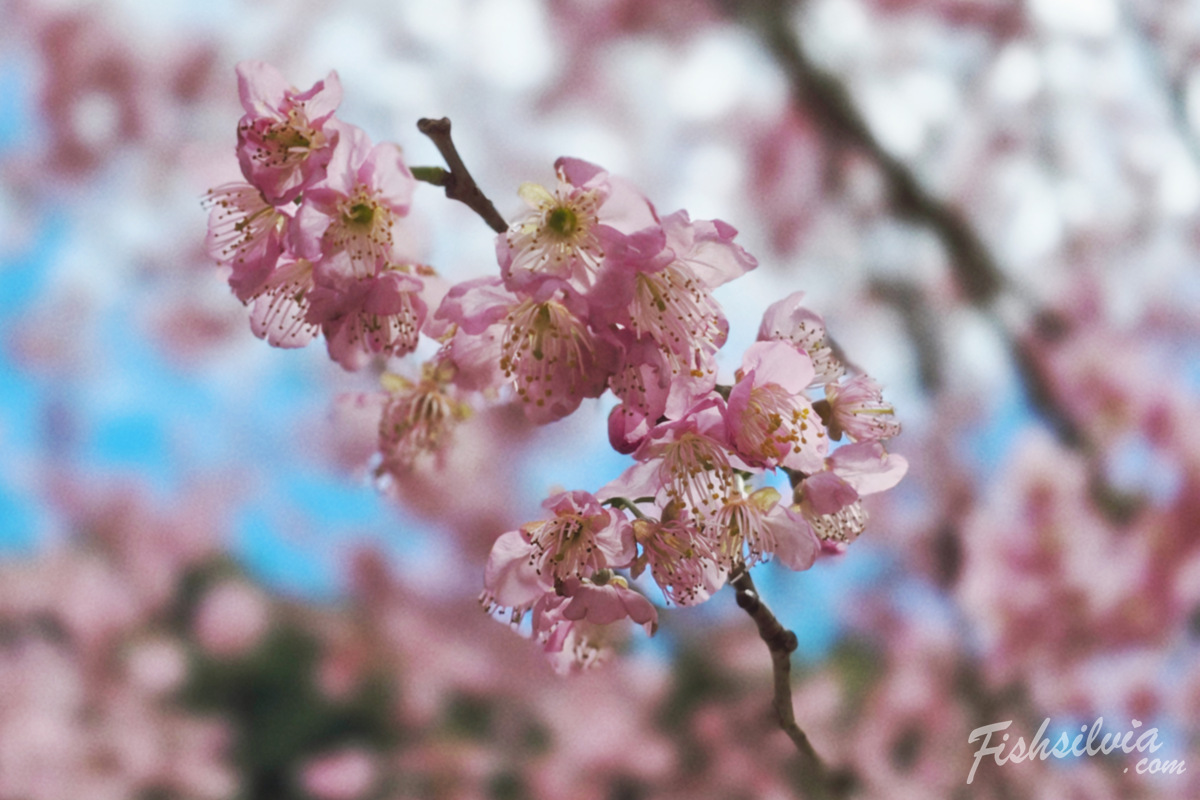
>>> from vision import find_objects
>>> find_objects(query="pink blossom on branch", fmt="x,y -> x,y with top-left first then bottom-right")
235,60 -> 342,204
293,120 -> 416,278
796,441 -> 909,547
591,209 -> 754,384
725,340 -> 827,473
306,259 -> 428,370
375,365 -> 470,474
631,503 -> 726,606
757,290 -> 844,386
717,487 -> 820,571
434,277 -> 617,423
203,182 -> 291,302
824,373 -> 900,442
204,62 -> 909,684
486,489 -> 636,597
498,156 -> 660,295
247,257 -> 319,348
603,397 -> 739,530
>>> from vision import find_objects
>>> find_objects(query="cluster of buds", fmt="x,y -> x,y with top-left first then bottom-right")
206,63 -> 907,673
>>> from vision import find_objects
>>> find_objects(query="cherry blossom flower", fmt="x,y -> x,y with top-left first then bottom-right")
592,210 -> 754,381
530,593 -> 609,674
631,502 -> 726,606
235,60 -> 342,204
306,260 -> 428,370
522,490 -> 635,584
716,486 -> 820,570
604,328 -> 676,422
435,277 -> 616,423
376,366 -> 469,473
824,373 -> 901,442
725,340 -> 827,473
481,489 -> 638,634
202,182 -> 291,302
605,398 -> 739,530
757,291 -> 844,386
483,529 -> 550,615
500,294 -> 616,422
795,442 -> 909,545
499,157 -> 659,294
294,121 -> 415,278
248,257 -> 319,348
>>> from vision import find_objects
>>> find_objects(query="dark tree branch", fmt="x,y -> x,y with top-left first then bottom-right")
867,277 -> 945,392
414,117 -> 509,234
731,568 -> 835,796
734,0 -> 1006,307
726,2 -> 1146,527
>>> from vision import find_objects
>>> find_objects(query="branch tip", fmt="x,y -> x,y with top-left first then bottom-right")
414,117 -> 508,234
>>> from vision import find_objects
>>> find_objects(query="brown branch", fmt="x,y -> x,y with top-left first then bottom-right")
726,2 -> 1147,528
733,0 -> 1006,307
731,568 -> 836,796
867,277 -> 945,392
415,117 -> 509,234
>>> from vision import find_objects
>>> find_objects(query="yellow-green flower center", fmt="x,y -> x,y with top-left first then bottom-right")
546,205 -> 578,238
346,202 -> 375,226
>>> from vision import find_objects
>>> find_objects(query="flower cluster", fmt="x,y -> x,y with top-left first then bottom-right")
482,288 -> 907,671
205,63 -> 906,672
204,61 -> 434,370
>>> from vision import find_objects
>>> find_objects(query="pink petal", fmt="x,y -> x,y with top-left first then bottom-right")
298,70 -> 343,123
767,504 -> 820,571
802,470 -> 859,515
435,277 -> 514,334
360,142 -> 414,216
484,530 -> 550,608
555,156 -> 605,186
829,442 -> 909,495
741,340 -> 814,395
235,60 -> 289,116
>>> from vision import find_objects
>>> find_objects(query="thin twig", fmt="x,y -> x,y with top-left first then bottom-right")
730,568 -> 832,795
415,117 -> 509,234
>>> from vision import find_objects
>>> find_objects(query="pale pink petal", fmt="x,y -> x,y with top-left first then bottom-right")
298,70 -> 343,123
828,442 -> 909,495
662,210 -> 757,288
765,504 -> 821,571
484,530 -> 550,609
235,60 -> 289,116
591,509 -> 636,568
434,276 -> 514,334
801,470 -> 859,515
360,142 -> 415,216
741,340 -> 815,395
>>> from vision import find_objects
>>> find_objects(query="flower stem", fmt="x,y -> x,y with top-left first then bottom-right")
603,496 -> 650,520
410,165 -> 449,185
415,118 -> 508,234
